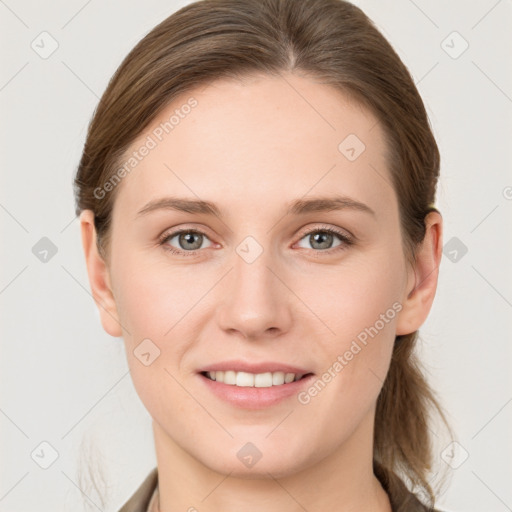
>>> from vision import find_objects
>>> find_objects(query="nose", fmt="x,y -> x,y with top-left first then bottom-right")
216,241 -> 293,341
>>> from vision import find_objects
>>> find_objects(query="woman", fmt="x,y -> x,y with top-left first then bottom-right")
74,0 -> 453,510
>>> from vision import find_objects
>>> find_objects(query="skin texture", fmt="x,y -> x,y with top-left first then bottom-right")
80,71 -> 442,512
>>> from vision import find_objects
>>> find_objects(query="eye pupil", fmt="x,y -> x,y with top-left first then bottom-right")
310,231 -> 333,250
179,232 -> 202,250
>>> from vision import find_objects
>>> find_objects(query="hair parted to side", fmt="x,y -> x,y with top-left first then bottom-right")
74,0 -> 452,507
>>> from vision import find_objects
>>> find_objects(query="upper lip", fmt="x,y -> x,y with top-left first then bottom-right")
198,360 -> 313,375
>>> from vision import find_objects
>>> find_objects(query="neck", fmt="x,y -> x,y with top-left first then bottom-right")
151,414 -> 392,512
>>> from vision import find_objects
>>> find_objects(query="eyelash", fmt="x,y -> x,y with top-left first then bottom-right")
158,225 -> 354,257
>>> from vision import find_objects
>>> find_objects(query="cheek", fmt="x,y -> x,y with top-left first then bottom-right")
306,250 -> 404,343
112,249 -> 202,342
304,248 -> 404,396
111,250 -> 218,404
114,259 -> 197,418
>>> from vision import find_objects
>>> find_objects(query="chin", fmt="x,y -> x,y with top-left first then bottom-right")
197,445 -> 309,480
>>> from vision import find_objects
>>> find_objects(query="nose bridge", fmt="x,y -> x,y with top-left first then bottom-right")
234,236 -> 274,295
216,234 -> 291,338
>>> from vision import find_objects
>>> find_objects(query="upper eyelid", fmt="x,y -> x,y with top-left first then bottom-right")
298,224 -> 353,239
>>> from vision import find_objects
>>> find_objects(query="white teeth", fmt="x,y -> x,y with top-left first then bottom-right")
254,372 -> 273,387
205,370 -> 306,387
223,370 -> 236,385
272,372 -> 285,385
284,373 -> 295,384
236,371 -> 254,387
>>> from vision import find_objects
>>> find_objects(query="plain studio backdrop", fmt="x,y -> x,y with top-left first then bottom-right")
1,1 -> 511,511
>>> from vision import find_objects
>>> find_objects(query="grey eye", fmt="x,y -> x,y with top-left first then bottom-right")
297,231 -> 343,251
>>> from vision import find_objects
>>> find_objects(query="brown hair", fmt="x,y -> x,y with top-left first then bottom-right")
74,0 -> 452,506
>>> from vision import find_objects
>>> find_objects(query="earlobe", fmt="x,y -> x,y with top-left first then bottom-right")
79,210 -> 123,338
395,211 -> 443,336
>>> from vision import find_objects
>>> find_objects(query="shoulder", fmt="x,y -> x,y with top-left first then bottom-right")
117,467 -> 158,512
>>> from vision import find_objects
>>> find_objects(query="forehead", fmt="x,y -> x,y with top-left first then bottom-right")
112,72 -> 394,223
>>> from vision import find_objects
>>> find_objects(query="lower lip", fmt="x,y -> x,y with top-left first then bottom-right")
198,373 -> 315,409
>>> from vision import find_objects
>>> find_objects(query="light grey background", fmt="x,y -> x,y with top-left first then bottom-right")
1,1 -> 511,511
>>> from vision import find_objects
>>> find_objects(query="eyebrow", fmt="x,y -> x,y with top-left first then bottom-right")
136,195 -> 376,219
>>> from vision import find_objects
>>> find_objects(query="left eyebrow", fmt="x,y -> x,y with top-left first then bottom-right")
135,194 -> 376,219
287,196 -> 376,217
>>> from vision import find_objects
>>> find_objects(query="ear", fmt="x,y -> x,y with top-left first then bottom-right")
79,210 -> 123,338
395,211 -> 443,336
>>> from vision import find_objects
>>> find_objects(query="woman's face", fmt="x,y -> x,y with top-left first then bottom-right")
85,72 -> 425,477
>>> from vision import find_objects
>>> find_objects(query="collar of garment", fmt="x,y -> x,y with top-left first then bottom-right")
117,464 -> 443,512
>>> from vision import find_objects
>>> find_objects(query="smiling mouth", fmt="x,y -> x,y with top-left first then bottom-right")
200,370 -> 314,388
